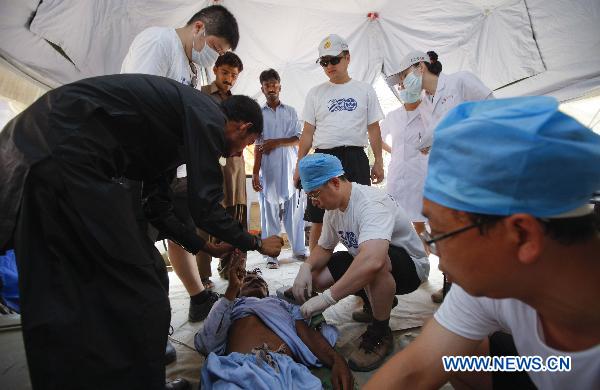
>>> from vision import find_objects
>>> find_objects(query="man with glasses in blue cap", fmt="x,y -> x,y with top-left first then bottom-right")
290,153 -> 430,371
366,96 -> 600,389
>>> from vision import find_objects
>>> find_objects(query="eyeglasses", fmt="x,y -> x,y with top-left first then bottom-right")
307,190 -> 322,200
419,221 -> 484,256
319,55 -> 344,67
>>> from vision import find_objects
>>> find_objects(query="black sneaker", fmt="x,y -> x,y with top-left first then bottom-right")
188,291 -> 220,322
165,340 -> 177,365
348,324 -> 393,372
352,296 -> 399,323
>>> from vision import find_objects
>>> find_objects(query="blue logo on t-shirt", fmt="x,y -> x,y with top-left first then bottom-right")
328,98 -> 358,113
338,231 -> 359,249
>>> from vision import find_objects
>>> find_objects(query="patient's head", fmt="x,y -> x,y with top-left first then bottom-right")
239,268 -> 269,298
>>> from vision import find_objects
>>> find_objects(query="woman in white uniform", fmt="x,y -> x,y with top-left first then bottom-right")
382,51 -> 442,236
389,50 -> 493,302
381,102 -> 430,233
394,51 -> 494,152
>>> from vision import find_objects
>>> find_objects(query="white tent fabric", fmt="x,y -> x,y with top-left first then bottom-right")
493,0 -> 600,100
1,0 -> 599,112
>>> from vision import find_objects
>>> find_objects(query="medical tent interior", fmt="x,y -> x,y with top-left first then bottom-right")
1,0 -> 599,388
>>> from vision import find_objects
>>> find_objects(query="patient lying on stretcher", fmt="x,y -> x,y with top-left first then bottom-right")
195,252 -> 353,389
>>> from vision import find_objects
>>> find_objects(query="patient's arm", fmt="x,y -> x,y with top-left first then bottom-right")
295,320 -> 353,390
195,251 -> 245,355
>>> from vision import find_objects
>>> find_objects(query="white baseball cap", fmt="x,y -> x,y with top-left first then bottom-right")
317,34 -> 349,59
385,50 -> 430,86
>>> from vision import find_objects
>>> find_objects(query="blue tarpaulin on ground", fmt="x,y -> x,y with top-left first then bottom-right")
0,250 -> 19,312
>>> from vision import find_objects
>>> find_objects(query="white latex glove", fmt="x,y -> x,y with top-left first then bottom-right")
300,289 -> 337,319
292,263 -> 313,303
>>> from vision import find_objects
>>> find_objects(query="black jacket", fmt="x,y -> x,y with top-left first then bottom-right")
0,74 -> 255,252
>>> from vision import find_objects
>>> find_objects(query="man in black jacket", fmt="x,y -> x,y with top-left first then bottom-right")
0,74 -> 283,389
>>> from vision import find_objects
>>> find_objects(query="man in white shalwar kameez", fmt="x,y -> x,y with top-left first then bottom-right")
253,69 -> 307,268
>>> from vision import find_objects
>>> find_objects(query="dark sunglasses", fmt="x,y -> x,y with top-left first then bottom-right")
319,55 -> 344,67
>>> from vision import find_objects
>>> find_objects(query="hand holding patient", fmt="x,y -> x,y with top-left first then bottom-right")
258,235 -> 284,257
292,263 -> 313,303
203,241 -> 234,258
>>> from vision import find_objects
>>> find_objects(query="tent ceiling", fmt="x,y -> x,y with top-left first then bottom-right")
1,0 -> 599,112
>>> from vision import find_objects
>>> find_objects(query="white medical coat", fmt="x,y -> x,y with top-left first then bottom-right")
381,104 -> 430,222
421,71 -> 494,148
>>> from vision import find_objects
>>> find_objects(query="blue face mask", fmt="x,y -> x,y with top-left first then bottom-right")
191,29 -> 219,68
399,88 -> 421,104
403,68 -> 423,95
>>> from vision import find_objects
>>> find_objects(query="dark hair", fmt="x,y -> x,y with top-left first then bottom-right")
215,52 -> 243,71
245,268 -> 269,295
338,174 -> 348,182
259,68 -> 280,84
187,5 -> 239,50
221,95 -> 263,135
467,212 -> 599,246
425,51 -> 442,76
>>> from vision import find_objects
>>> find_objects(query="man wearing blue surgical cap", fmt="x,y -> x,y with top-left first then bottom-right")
289,153 -> 430,371
366,96 -> 600,390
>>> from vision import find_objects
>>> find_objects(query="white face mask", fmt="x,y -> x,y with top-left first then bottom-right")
191,29 -> 219,68
402,68 -> 423,95
399,88 -> 421,104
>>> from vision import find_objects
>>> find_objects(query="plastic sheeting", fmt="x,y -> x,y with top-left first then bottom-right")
1,0 -> 599,110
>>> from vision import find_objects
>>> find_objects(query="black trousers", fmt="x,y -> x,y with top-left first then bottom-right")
327,245 -> 422,296
14,159 -> 170,390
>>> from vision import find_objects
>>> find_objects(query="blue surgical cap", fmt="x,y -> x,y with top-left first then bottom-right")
299,153 -> 345,192
424,96 -> 600,217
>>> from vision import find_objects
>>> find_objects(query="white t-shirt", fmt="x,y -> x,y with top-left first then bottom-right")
121,26 -> 197,178
121,26 -> 195,86
435,284 -> 600,389
302,79 -> 384,149
318,183 -> 429,282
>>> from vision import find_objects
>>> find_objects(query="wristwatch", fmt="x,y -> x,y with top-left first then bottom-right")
254,235 -> 263,252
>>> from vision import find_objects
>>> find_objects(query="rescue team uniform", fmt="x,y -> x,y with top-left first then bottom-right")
302,79 -> 383,223
319,183 -> 430,293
